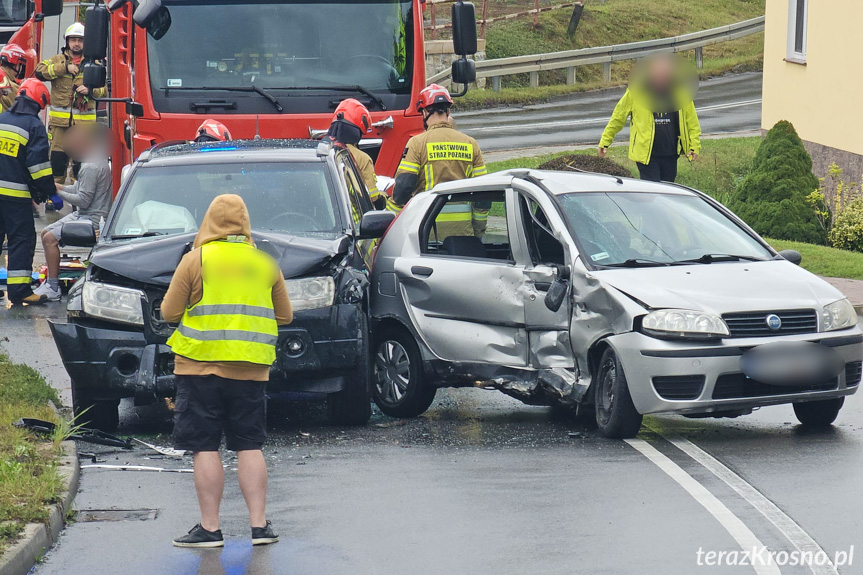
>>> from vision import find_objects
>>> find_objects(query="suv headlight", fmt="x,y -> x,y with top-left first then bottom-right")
82,281 -> 145,326
822,298 -> 858,332
285,276 -> 335,311
642,309 -> 729,339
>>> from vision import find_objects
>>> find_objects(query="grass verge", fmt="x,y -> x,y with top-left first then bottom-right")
0,352 -> 64,555
764,239 -> 863,280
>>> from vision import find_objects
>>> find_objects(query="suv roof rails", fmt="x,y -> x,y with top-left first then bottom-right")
138,139 -> 189,162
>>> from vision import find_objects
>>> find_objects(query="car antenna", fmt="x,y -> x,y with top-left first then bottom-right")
254,115 -> 261,140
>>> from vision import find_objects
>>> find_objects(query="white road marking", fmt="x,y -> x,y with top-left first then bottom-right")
663,433 -> 839,575
625,438 -> 781,575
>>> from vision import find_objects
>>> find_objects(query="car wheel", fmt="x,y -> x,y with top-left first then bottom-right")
327,318 -> 372,426
72,383 -> 120,432
793,397 -> 844,427
594,347 -> 642,439
372,328 -> 435,418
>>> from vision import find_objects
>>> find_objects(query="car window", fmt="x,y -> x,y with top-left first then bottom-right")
339,153 -> 374,229
420,191 -> 512,261
109,161 -> 341,239
519,195 -> 565,266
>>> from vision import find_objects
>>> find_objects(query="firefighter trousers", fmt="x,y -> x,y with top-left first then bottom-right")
0,199 -> 37,302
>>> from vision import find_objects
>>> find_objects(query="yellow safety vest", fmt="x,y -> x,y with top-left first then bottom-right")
167,240 -> 279,365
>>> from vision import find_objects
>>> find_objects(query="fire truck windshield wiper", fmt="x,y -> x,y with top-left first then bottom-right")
162,85 -> 283,113
276,85 -> 387,111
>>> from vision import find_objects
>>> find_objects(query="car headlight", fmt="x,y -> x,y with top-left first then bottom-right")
285,276 -> 335,311
82,281 -> 145,326
822,298 -> 858,332
642,309 -> 729,339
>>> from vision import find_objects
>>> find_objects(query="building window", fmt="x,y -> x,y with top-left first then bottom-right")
787,0 -> 808,63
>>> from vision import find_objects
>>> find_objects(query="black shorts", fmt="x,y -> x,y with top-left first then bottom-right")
172,374 -> 267,452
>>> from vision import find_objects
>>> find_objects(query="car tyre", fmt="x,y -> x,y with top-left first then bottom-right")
594,347 -> 642,439
372,328 -> 435,418
327,317 -> 372,426
793,397 -> 844,427
72,384 -> 120,432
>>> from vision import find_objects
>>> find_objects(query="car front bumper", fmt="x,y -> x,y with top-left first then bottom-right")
606,329 -> 863,416
48,303 -> 366,404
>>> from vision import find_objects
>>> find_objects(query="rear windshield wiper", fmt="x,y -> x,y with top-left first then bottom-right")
276,85 -> 387,110
163,85 -> 283,112
679,253 -> 767,264
598,258 -> 680,268
109,232 -> 166,240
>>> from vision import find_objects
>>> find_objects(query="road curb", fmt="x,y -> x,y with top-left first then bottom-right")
0,440 -> 80,575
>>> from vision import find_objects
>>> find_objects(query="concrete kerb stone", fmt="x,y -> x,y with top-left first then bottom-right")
0,402 -> 80,575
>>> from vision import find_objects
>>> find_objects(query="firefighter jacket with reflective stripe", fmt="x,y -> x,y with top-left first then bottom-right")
0,98 -> 55,202
347,143 -> 380,200
35,50 -> 106,128
167,241 -> 279,366
0,66 -> 20,112
395,121 -> 486,199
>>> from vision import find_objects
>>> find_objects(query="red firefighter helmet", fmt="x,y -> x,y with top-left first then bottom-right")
416,84 -> 453,113
0,43 -> 27,70
194,119 -> 232,142
332,98 -> 372,134
17,78 -> 50,109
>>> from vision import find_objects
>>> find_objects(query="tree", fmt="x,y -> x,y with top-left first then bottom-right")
728,121 -> 825,244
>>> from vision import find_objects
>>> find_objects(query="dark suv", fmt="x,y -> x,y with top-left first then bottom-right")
49,139 -> 395,430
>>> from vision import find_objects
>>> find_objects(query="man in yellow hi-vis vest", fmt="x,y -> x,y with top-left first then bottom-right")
162,194 -> 292,548
390,84 -> 488,238
35,22 -> 107,183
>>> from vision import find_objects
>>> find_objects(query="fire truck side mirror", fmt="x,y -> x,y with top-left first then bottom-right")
451,58 -> 476,86
40,0 -> 64,18
134,0 -> 172,40
84,6 -> 110,61
125,101 -> 144,118
82,62 -> 106,90
451,1 -> 478,56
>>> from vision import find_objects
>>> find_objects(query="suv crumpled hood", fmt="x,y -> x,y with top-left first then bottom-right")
592,260 -> 845,314
91,231 -> 350,287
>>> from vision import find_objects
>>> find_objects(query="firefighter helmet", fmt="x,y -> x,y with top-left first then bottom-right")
416,84 -> 453,113
0,43 -> 27,69
18,78 -> 50,109
194,119 -> 232,142
65,22 -> 85,40
332,98 -> 372,134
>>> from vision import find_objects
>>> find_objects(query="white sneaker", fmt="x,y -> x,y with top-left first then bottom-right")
33,281 -> 62,301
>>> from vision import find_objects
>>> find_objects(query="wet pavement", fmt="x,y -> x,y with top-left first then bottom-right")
1,299 -> 862,574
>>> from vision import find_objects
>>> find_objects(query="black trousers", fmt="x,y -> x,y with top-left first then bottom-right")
636,154 -> 679,183
0,199 -> 36,302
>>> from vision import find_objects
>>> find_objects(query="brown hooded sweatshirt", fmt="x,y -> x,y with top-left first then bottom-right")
161,194 -> 293,381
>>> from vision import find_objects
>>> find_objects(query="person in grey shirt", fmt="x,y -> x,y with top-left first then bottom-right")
36,124 -> 112,301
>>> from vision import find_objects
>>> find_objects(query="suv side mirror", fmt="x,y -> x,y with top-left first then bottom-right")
359,210 -> 396,239
61,220 -> 97,248
84,5 -> 109,60
451,1 -> 478,56
777,249 -> 802,266
40,0 -> 64,17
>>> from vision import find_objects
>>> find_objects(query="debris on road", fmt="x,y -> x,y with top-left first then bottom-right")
81,464 -> 193,473
131,438 -> 186,458
14,418 -> 133,449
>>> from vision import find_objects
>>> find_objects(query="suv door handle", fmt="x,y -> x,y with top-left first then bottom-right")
411,266 -> 434,278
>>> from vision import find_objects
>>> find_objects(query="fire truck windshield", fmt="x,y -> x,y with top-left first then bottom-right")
148,0 -> 414,114
0,0 -> 29,25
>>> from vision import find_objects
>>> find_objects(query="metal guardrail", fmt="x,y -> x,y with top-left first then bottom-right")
428,15 -> 765,89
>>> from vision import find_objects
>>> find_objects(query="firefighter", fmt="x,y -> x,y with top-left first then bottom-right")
391,84 -> 488,237
35,22 -> 107,184
0,79 -> 55,305
193,119 -> 232,143
0,43 -> 27,111
324,98 -> 384,209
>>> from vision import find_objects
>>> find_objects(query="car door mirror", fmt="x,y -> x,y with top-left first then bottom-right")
776,249 -> 802,266
543,265 -> 570,312
61,220 -> 97,248
359,210 -> 396,239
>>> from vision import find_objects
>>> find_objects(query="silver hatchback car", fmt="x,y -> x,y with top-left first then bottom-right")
369,170 -> 863,438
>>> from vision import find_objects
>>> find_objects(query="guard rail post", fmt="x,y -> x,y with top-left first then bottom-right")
602,62 -> 611,82
566,66 -> 576,85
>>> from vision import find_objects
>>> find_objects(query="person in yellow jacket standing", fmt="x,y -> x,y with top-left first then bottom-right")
162,194 -> 292,548
391,84 -> 488,237
598,55 -> 701,183
35,22 -> 107,184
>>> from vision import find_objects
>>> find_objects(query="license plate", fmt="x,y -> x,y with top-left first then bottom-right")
740,342 -> 843,387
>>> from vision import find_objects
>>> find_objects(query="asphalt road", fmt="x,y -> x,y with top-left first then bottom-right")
1,301 -> 860,575
459,72 -> 763,158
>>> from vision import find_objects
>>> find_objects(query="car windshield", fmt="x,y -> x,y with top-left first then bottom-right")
148,0 -> 413,108
108,161 -> 342,239
557,192 -> 774,267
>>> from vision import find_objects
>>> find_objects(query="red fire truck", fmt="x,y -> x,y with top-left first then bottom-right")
74,0 -> 478,193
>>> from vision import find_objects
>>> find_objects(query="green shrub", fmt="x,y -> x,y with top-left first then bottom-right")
828,198 -> 863,253
728,120 -> 825,244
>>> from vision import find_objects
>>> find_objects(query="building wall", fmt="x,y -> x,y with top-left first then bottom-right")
762,0 -> 863,177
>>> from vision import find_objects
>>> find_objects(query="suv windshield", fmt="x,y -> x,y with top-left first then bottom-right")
108,161 -> 342,239
148,0 -> 414,113
558,192 -> 773,267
